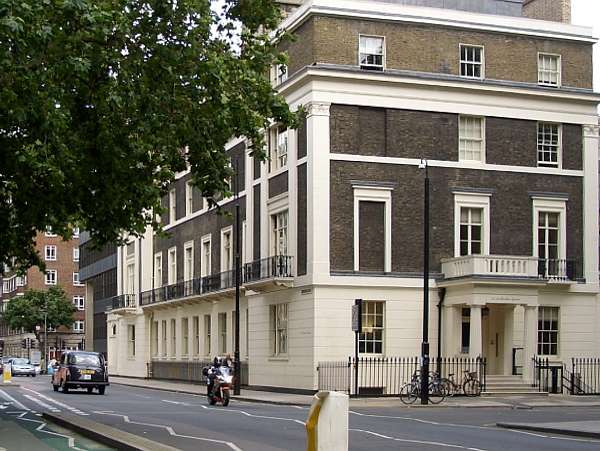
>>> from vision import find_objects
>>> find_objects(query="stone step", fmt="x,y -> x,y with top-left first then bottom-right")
482,390 -> 548,397
485,381 -> 532,387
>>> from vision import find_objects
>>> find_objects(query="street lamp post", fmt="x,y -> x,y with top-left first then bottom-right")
419,159 -> 430,405
233,162 -> 242,396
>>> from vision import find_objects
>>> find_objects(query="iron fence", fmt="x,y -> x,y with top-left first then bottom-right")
149,359 -> 248,386
244,255 -> 294,283
532,356 -> 563,393
570,358 -> 600,395
109,294 -> 136,311
317,356 -> 486,397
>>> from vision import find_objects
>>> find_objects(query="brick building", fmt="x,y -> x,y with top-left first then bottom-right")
0,230 -> 85,360
105,0 -> 600,391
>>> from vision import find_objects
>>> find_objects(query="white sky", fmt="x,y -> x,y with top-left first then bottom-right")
571,0 -> 600,99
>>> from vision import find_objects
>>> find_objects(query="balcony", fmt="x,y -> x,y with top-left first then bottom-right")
107,294 -> 137,314
140,255 -> 294,308
441,255 -> 578,284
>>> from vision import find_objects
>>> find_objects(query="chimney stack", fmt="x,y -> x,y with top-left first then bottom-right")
522,0 -> 571,23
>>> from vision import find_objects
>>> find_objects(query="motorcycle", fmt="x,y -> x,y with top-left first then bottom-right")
204,365 -> 233,406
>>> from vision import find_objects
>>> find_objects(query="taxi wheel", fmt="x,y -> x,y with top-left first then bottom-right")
98,386 -> 106,395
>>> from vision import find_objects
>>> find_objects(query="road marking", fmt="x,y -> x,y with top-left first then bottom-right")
350,410 -> 440,425
198,404 -> 306,425
21,387 -> 89,416
350,429 -> 489,451
23,394 -> 60,413
505,428 -> 600,444
93,411 -> 243,451
0,389 -> 30,411
162,399 -> 190,405
16,411 -> 86,450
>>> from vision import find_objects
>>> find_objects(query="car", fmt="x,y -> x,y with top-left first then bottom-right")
52,351 -> 109,395
9,358 -> 36,377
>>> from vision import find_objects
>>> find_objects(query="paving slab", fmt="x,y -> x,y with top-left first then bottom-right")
496,420 -> 600,439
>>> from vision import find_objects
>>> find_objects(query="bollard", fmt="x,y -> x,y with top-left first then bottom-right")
2,363 -> 12,384
306,391 -> 348,451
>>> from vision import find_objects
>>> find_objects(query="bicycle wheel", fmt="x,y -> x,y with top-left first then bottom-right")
463,379 -> 482,396
428,381 -> 446,404
400,383 -> 419,405
439,378 -> 455,397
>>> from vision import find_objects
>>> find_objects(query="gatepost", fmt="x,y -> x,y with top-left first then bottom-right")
306,391 -> 348,451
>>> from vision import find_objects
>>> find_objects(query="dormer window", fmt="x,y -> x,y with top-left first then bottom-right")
538,53 -> 560,87
359,35 -> 384,71
460,44 -> 484,79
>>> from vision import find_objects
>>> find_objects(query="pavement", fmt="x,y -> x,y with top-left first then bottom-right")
1,375 -> 600,450
109,375 -> 600,409
496,420 -> 600,439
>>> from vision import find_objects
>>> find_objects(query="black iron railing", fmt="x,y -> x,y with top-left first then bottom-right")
569,358 -> 600,395
532,356 -> 563,393
140,256 -> 293,307
109,294 -> 137,311
244,255 -> 294,283
317,356 -> 486,397
537,259 -> 577,282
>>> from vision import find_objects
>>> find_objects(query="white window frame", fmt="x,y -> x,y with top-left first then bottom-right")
538,52 -> 561,87
45,245 -> 57,261
45,227 -> 57,237
73,247 -> 79,262
72,227 -> 80,238
271,63 -> 288,86
537,122 -> 562,168
459,207 -> 484,256
532,197 -> 567,259
459,116 -> 486,163
453,192 -> 491,257
201,234 -> 212,277
185,180 -> 194,216
183,241 -> 194,281
170,318 -> 176,357
218,312 -> 227,354
538,306 -> 560,356
359,301 -> 385,355
269,126 -> 288,173
128,324 -> 136,357
359,34 -> 385,71
270,210 -> 289,257
459,44 -> 485,79
73,320 -> 84,333
220,227 -> 233,272
161,320 -> 167,357
270,303 -> 288,357
192,316 -> 200,356
167,246 -> 177,285
45,270 -> 57,286
73,296 -> 85,311
204,314 -> 211,356
169,188 -> 176,223
152,321 -> 159,357
73,272 -> 83,286
181,317 -> 189,356
353,186 -> 392,272
154,252 -> 163,288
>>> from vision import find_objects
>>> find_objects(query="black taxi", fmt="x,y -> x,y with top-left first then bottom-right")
52,351 -> 109,394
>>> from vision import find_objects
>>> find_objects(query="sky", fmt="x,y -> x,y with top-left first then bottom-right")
571,0 -> 600,99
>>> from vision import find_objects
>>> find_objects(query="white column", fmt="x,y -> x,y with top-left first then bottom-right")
503,307 -> 515,376
469,305 -> 483,358
582,125 -> 599,285
442,305 -> 458,356
306,102 -> 331,284
522,305 -> 538,383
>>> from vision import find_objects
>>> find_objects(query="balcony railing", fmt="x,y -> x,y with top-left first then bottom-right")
109,294 -> 137,311
441,255 -> 578,282
140,256 -> 293,307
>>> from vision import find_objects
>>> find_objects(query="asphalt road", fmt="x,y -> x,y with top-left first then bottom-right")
1,375 -> 600,451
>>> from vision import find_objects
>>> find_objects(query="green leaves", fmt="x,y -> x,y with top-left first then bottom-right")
1,0 -> 297,272
4,286 -> 75,334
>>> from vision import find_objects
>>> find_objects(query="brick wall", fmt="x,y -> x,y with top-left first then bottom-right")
285,16 -> 592,88
330,161 -> 583,273
523,0 -> 571,23
330,104 -> 583,170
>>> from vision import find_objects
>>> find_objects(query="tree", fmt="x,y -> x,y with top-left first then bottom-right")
0,0 -> 298,272
4,286 -> 75,337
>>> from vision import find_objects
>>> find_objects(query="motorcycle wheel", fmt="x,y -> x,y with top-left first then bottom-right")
222,390 -> 230,407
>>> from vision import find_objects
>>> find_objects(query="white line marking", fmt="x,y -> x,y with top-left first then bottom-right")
17,411 -> 86,451
23,394 -> 60,413
0,388 -> 30,411
93,411 -> 243,451
350,429 -> 489,451
350,410 -> 440,425
21,388 -> 89,416
197,404 -> 306,426
162,399 -> 189,405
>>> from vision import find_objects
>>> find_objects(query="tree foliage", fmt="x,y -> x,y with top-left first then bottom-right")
0,0 -> 298,272
4,286 -> 75,335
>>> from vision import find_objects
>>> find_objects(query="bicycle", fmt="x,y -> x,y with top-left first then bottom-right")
439,369 -> 482,396
400,371 -> 447,405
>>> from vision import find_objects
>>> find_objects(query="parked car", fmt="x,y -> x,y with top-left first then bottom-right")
9,358 -> 36,377
52,351 -> 109,395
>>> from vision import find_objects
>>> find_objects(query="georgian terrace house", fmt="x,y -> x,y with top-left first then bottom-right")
103,0 -> 600,391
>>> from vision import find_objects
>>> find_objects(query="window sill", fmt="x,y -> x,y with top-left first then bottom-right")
268,167 -> 288,179
268,356 -> 289,362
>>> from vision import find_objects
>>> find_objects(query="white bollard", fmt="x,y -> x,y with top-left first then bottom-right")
306,391 -> 349,451
2,363 -> 12,384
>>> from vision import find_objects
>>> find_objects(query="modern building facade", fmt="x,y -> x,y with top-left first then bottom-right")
79,232 -> 118,358
106,0 -> 600,391
0,230 -> 86,359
